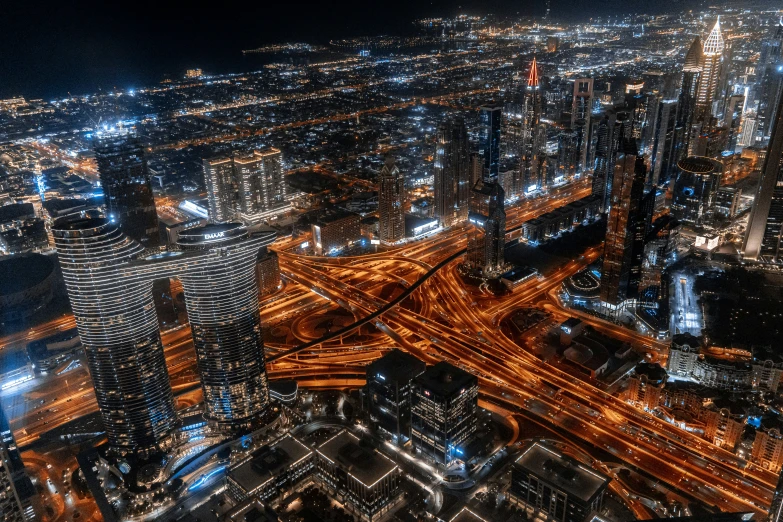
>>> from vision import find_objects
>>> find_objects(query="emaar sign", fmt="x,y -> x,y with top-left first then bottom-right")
204,231 -> 226,240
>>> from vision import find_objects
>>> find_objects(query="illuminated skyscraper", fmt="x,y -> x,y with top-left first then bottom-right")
675,37 -> 703,159
94,131 -> 160,248
671,157 -> 723,225
378,158 -> 406,243
743,84 -> 783,262
203,148 -> 287,224
478,104 -> 503,183
600,139 -> 648,307
757,19 -> 783,141
649,99 -> 679,187
571,78 -> 594,172
695,19 -> 725,126
520,57 -> 547,193
592,111 -> 631,212
53,219 -> 276,453
769,470 -> 783,522
0,408 -> 35,521
411,361 -> 478,464
434,117 -> 470,228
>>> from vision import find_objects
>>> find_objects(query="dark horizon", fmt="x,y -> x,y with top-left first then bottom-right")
0,0 -> 714,100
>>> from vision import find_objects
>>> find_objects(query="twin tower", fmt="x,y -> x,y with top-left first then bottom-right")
53,218 -> 275,457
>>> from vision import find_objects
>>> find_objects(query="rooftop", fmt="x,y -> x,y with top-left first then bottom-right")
228,434 -> 312,493
317,430 -> 398,488
514,443 -> 609,503
415,361 -> 477,398
368,349 -> 427,384
0,253 -> 55,296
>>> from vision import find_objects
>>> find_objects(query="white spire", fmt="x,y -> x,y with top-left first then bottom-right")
703,17 -> 725,56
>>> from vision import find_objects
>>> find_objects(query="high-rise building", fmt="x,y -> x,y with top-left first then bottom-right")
671,157 -> 723,225
600,139 -> 648,307
467,181 -> 506,277
0,408 -> 35,521
520,58 -> 547,194
53,219 -> 276,453
256,249 -> 281,297
94,131 -> 160,248
434,117 -> 470,227
695,19 -> 725,126
203,148 -> 288,224
756,20 -> 783,141
676,37 -> 703,160
378,158 -> 406,243
649,99 -> 679,187
571,78 -> 594,172
768,468 -> 783,522
411,361 -> 478,464
592,111 -> 631,213
366,349 -> 427,444
744,83 -> 783,262
478,104 -> 503,183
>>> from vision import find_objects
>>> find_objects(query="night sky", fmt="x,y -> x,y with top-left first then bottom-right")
2,0 -> 690,100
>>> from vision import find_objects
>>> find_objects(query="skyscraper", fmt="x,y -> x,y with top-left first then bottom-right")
676,37 -> 703,160
520,57 -> 547,193
203,148 -> 287,224
649,99 -> 679,187
600,139 -> 648,307
671,157 -> 723,225
467,181 -> 506,276
0,408 -> 35,521
592,111 -> 631,212
769,469 -> 783,522
94,131 -> 160,249
53,219 -> 276,453
695,19 -> 725,126
743,82 -> 783,262
411,361 -> 478,464
478,104 -> 503,183
571,78 -> 594,172
757,19 -> 783,141
434,117 -> 470,228
378,158 -> 406,243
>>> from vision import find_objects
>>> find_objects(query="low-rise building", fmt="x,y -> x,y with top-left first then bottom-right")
311,210 -> 361,255
256,250 -> 281,297
316,430 -> 401,521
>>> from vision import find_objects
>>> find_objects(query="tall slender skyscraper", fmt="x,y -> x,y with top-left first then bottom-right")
379,158 -> 406,243
520,57 -> 547,193
695,19 -> 725,126
757,19 -> 783,141
743,81 -> 783,261
0,408 -> 35,521
53,219 -> 276,453
592,111 -> 631,212
94,131 -> 160,249
203,148 -> 287,224
434,117 -> 470,228
571,78 -> 594,173
479,104 -> 503,183
676,37 -> 703,160
649,99 -> 679,187
600,139 -> 648,307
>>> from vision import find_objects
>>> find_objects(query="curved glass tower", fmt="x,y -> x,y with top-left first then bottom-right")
53,219 -> 176,456
53,218 -> 276,454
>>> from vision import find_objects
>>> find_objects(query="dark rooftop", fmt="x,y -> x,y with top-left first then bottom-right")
368,349 -> 426,384
415,361 -> 477,398
0,253 -> 55,296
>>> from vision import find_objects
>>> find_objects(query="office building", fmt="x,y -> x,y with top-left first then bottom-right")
676,38 -> 703,160
53,219 -> 276,453
715,187 -> 741,220
600,140 -> 648,307
203,148 -> 288,224
0,408 -> 35,521
94,131 -> 160,248
316,430 -> 401,521
467,180 -> 506,277
226,434 -> 314,503
411,361 -> 479,464
671,157 -> 723,226
592,111 -> 631,212
256,249 -> 281,297
649,99 -> 679,186
478,104 -> 503,182
520,57 -> 546,193
311,209 -> 361,255
695,19 -> 725,126
752,428 -> 783,473
509,442 -> 610,522
434,117 -> 470,227
378,159 -> 406,243
756,20 -> 783,141
571,78 -> 594,172
743,84 -> 783,262
366,349 -> 427,444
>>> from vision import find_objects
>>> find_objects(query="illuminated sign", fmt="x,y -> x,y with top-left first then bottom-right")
205,231 -> 226,240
